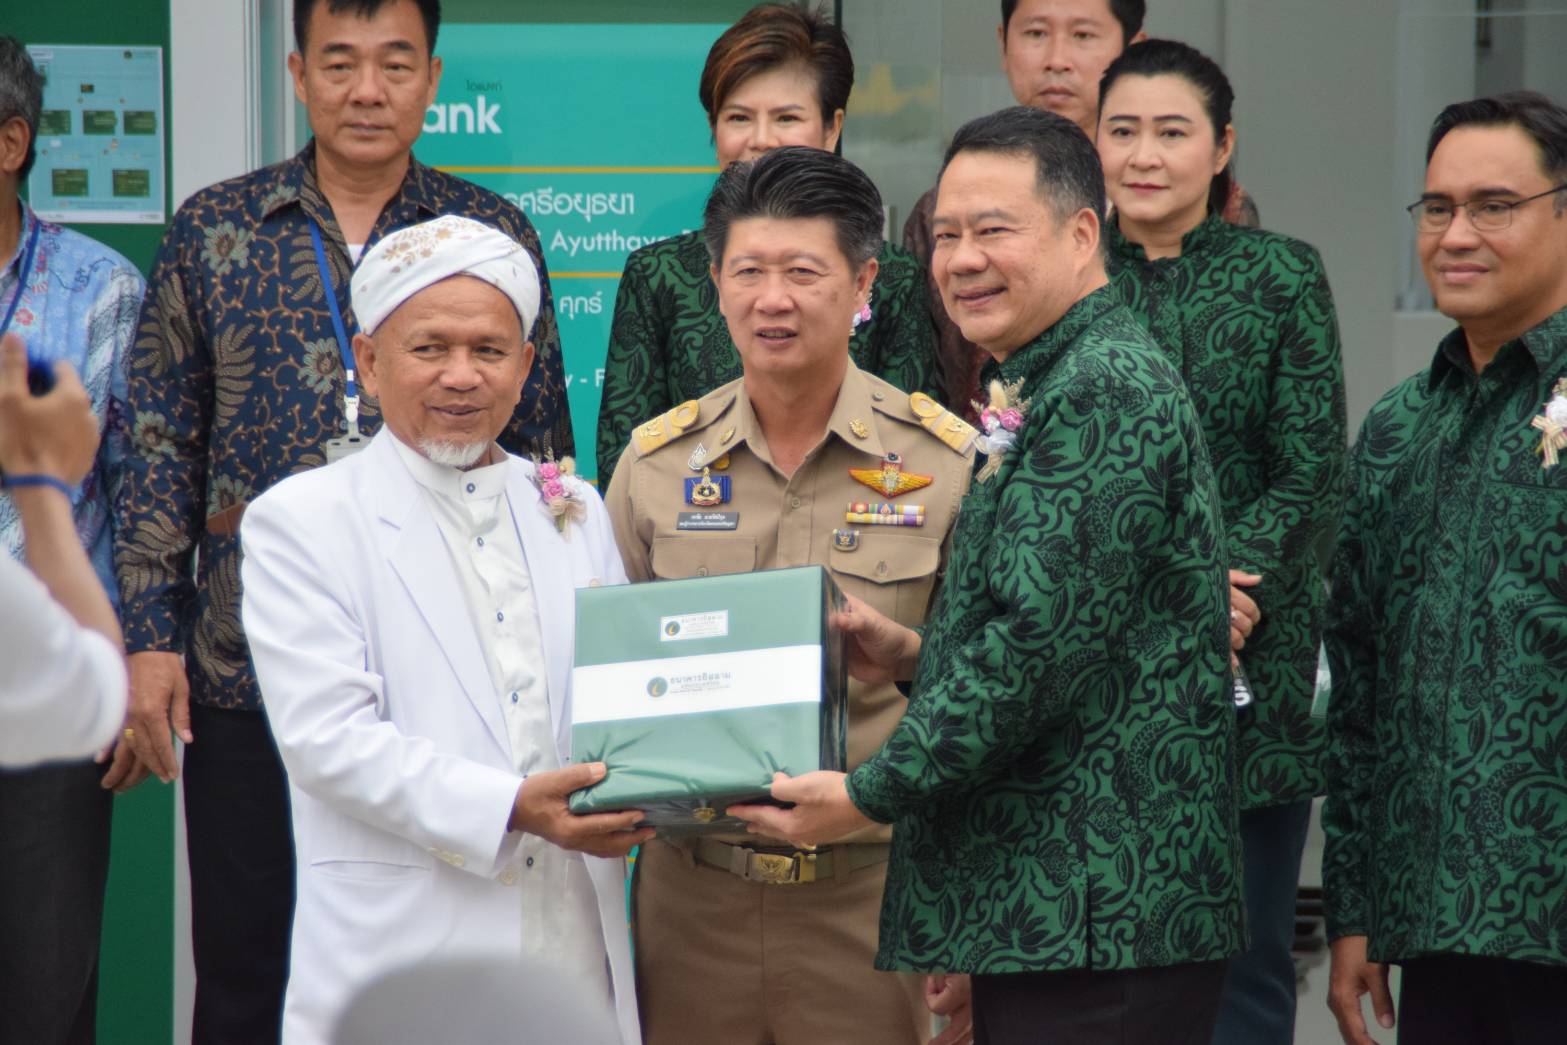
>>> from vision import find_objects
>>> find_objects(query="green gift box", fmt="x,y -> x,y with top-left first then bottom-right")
569,565 -> 847,834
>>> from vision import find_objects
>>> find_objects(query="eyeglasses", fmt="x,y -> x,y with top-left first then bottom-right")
1407,183 -> 1567,232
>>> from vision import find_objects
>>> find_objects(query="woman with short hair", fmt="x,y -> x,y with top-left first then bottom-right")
595,3 -> 938,489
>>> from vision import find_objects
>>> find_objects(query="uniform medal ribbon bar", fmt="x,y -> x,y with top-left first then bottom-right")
845,502 -> 925,527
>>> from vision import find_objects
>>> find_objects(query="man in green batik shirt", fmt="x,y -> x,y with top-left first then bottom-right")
732,107 -> 1244,1045
1323,92 -> 1567,1045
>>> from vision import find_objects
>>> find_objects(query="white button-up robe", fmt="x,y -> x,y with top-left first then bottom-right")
241,429 -> 637,1045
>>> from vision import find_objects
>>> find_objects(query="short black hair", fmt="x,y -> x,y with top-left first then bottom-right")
1100,39 -> 1235,218
1001,0 -> 1145,45
703,145 -> 883,268
1427,91 -> 1567,199
941,105 -> 1107,230
294,0 -> 441,56
0,35 -> 43,182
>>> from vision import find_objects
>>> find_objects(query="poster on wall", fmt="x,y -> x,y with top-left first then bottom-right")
25,44 -> 166,224
413,23 -> 728,479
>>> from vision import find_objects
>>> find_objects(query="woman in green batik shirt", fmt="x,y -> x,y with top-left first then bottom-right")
1096,40 -> 1347,1045
595,3 -> 938,488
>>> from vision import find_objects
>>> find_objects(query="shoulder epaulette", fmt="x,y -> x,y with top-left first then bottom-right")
908,392 -> 978,454
631,399 -> 701,457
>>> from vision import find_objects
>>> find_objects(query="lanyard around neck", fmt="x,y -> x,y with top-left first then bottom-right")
308,220 -> 360,424
0,218 -> 42,342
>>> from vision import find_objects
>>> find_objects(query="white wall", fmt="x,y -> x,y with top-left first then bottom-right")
1144,0 -> 1224,56
168,0 -> 295,203
166,5 -> 265,1037
169,0 -> 258,207
1221,0 -> 1403,428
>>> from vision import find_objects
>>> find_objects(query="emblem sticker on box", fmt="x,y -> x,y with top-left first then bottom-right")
659,610 -> 730,642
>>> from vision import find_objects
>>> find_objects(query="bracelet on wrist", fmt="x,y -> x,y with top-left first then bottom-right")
0,473 -> 76,499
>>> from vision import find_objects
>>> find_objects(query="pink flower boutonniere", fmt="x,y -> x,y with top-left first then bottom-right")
532,454 -> 588,535
1531,377 -> 1567,470
971,378 -> 1031,483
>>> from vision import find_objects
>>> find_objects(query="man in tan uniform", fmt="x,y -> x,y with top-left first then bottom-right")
603,148 -> 975,1044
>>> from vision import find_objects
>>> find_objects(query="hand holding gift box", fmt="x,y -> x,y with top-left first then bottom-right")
727,770 -> 873,850
728,592 -> 913,845
509,761 -> 653,858
569,565 -> 848,834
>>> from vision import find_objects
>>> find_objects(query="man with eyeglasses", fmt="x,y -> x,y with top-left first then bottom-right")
1322,90 -> 1567,1045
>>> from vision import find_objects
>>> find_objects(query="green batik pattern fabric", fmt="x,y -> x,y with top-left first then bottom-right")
847,287 -> 1246,974
1106,215 -> 1348,810
595,229 -> 938,486
1321,309 -> 1567,966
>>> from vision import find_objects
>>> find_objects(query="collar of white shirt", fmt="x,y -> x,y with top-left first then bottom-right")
387,431 -> 509,505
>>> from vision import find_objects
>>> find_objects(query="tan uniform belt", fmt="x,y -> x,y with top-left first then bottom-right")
691,838 -> 890,885
206,501 -> 249,536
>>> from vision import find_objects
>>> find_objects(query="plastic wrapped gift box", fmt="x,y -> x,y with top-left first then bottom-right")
568,565 -> 847,834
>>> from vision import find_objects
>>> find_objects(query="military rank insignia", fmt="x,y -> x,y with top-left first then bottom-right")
685,466 -> 731,507
848,452 -> 932,498
846,502 -> 925,527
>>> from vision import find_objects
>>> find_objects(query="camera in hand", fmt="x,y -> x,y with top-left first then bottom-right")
26,354 -> 55,396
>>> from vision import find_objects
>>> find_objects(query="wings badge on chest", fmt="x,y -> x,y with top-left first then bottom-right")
849,452 -> 933,499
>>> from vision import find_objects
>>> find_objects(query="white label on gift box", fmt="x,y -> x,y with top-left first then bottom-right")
659,610 -> 729,642
572,644 -> 821,724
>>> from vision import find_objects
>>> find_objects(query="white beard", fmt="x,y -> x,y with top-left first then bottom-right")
417,438 -> 490,469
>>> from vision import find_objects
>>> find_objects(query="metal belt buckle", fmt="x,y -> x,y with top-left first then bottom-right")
749,851 -> 815,885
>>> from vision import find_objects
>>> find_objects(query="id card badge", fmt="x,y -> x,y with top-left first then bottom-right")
323,390 -> 368,463
309,225 -> 368,466
324,430 -> 369,462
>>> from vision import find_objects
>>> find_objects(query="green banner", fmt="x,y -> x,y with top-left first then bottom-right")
414,23 -> 731,479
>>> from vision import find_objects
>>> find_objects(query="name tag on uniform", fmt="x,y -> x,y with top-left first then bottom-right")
676,511 -> 740,531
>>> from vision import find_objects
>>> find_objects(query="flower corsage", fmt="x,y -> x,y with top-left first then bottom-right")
971,378 -> 1031,483
1531,377 -> 1567,470
532,453 -> 587,535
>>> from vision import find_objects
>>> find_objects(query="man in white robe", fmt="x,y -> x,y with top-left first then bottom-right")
240,215 -> 651,1045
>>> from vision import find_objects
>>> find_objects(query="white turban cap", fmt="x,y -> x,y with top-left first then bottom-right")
350,215 -> 541,338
